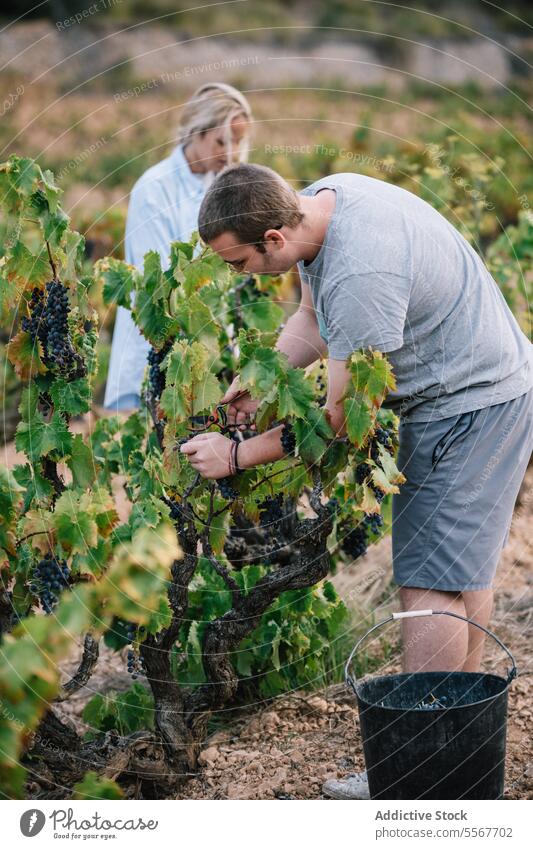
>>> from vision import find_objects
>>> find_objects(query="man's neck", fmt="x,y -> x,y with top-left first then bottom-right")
296,190 -> 337,264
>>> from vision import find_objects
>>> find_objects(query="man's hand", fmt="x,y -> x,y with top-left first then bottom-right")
221,376 -> 259,430
180,432 -> 234,479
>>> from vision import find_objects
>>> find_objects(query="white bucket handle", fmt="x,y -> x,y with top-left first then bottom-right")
344,609 -> 518,695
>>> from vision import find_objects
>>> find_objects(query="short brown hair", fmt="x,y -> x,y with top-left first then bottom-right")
198,163 -> 304,250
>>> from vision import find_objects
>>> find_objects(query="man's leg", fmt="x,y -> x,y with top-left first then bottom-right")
399,585 -> 468,672
462,588 -> 494,672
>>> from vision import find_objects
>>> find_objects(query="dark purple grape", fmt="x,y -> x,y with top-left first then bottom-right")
217,477 -> 239,500
364,512 -> 384,535
356,462 -> 372,484
280,422 -> 296,455
341,524 -> 368,560
147,341 -> 172,401
31,555 -> 70,614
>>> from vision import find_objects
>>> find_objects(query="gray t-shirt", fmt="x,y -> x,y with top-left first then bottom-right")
298,173 -> 533,422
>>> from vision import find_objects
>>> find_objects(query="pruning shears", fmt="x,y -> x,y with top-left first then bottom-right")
188,404 -> 231,433
187,389 -> 251,435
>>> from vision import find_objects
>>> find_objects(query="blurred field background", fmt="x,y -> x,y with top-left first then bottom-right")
1,0 -> 532,429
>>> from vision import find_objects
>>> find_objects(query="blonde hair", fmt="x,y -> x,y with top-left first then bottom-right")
177,83 -> 252,165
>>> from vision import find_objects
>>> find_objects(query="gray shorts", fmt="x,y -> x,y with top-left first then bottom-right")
392,388 -> 533,592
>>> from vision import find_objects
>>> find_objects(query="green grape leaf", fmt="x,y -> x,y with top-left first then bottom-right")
97,258 -> 136,308
160,341 -> 221,420
100,523 -> 180,625
133,287 -> 172,347
360,482 -> 380,513
293,407 -> 333,466
174,291 -> 220,352
42,205 -> 70,248
208,509 -> 228,555
61,230 -> 85,283
89,487 -> 120,537
72,772 -> 124,800
12,463 -> 54,511
170,240 -> 194,263
141,250 -> 167,299
244,298 -> 285,331
6,330 -> 47,380
49,377 -> 91,415
240,345 -> 285,399
20,508 -> 55,554
0,467 -> 23,558
67,434 -> 97,490
53,491 -> 99,554
349,349 -> 396,403
5,241 -> 50,286
15,410 -> 73,462
181,253 -> 225,296
39,167 -> 61,213
320,439 -> 350,486
4,156 -> 41,198
144,594 -> 173,635
343,396 -> 373,447
277,369 -> 315,419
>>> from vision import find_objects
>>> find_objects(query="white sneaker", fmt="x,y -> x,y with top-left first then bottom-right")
322,770 -> 370,800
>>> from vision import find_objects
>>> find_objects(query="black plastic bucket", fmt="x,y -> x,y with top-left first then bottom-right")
345,609 -> 517,800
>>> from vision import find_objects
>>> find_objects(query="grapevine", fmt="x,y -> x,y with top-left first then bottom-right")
0,154 -> 404,801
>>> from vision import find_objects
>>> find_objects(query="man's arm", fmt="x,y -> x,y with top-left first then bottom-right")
181,280 -> 348,477
240,357 -> 350,467
275,277 -> 327,367
182,356 -> 352,476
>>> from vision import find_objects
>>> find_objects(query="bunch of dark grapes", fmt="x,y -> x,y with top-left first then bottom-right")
223,534 -> 248,569
217,477 -> 239,500
370,426 -> 393,462
23,280 -> 85,379
280,422 -> 296,456
356,461 -> 384,503
373,487 -> 385,504
364,512 -> 384,535
165,494 -> 186,533
355,462 -> 372,484
315,362 -> 327,405
341,523 -> 368,560
257,494 -> 284,539
43,280 -> 86,379
148,341 -> 172,401
247,275 -> 269,299
21,287 -> 47,350
125,622 -> 145,679
31,555 -> 70,614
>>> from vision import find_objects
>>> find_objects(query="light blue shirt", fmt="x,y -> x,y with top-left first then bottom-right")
103,144 -> 209,410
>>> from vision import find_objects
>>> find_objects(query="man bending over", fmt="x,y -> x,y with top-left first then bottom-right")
180,163 -> 533,799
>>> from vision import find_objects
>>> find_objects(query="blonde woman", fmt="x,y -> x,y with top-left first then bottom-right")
104,82 -> 252,411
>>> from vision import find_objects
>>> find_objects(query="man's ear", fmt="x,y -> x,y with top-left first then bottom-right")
263,228 -> 285,248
